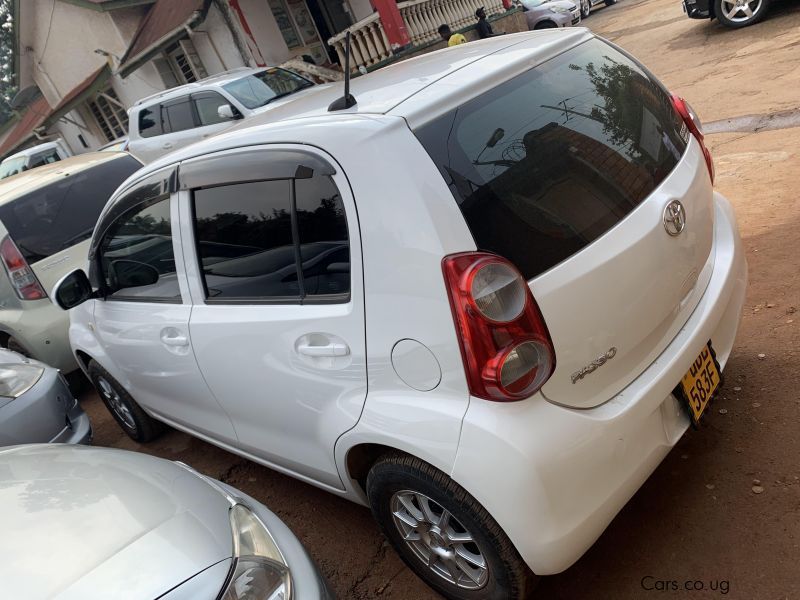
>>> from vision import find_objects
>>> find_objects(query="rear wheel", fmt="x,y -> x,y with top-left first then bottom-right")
366,454 -> 537,599
580,0 -> 591,18
87,360 -> 164,442
604,0 -> 617,6
715,0 -> 769,27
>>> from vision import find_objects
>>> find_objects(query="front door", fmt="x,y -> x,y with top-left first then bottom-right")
91,170 -> 237,444
178,146 -> 366,489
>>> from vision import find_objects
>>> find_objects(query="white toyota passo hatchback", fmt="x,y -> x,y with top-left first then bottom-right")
55,29 -> 747,599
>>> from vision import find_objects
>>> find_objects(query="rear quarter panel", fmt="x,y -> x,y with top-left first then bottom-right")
317,117 -> 478,494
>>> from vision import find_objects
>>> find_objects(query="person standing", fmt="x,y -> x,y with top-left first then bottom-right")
438,24 -> 468,46
475,7 -> 501,38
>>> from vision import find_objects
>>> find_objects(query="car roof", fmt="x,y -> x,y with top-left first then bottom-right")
1,141 -> 63,163
128,29 -> 594,184
132,66 -> 269,107
224,29 -> 591,125
0,152 -> 135,205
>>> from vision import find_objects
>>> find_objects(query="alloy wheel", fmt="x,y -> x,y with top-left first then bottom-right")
391,490 -> 489,590
719,0 -> 762,22
96,376 -> 137,433
581,0 -> 591,17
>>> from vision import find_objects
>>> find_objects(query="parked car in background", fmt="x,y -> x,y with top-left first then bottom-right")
684,0 -> 771,27
0,140 -> 72,180
0,444 -> 329,599
578,0 -> 617,18
55,30 -> 746,599
0,349 -> 90,446
0,152 -> 142,374
521,0 -> 581,28
126,67 -> 316,164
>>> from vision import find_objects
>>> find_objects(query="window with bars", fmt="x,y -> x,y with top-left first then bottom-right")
154,40 -> 208,89
87,87 -> 129,142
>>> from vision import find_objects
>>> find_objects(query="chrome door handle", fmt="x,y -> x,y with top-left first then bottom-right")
160,328 -> 189,347
297,342 -> 349,357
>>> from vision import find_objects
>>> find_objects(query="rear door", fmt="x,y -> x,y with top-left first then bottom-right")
178,146 -> 366,489
414,37 -> 714,408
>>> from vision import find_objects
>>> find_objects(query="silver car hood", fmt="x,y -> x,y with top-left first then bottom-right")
0,445 -> 233,600
0,349 -> 32,365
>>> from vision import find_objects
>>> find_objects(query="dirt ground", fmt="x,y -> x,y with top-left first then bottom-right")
79,2 -> 800,598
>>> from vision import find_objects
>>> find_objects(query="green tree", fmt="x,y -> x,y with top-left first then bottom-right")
0,0 -> 16,126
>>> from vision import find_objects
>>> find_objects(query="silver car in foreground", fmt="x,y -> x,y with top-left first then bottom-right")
0,349 -> 90,445
0,445 -> 329,599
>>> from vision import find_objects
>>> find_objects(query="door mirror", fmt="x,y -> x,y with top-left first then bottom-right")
52,269 -> 93,310
217,104 -> 241,120
110,260 -> 160,289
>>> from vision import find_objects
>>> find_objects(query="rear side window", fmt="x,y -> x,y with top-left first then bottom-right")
415,38 -> 688,279
192,174 -> 350,302
138,105 -> 163,138
0,155 -> 142,263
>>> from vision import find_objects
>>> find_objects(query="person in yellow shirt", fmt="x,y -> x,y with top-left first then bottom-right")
438,24 -> 467,47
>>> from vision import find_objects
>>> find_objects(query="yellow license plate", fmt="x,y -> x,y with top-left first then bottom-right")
680,342 -> 721,424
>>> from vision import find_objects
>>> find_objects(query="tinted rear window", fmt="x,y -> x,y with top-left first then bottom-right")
415,38 -> 688,279
0,155 -> 142,263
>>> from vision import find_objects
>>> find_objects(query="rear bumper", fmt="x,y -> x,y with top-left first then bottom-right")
451,191 -> 746,575
0,301 -> 77,372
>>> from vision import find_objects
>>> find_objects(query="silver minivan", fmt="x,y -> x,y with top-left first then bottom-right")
0,152 -> 142,372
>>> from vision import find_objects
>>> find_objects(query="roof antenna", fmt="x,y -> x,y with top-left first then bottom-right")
328,31 -> 357,112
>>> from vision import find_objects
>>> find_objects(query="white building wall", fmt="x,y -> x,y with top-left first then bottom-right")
347,0 -> 375,22
236,0 -> 293,65
193,4 -> 249,73
20,0 -> 131,107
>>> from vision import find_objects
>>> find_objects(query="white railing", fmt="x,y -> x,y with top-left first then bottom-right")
329,0 -> 505,71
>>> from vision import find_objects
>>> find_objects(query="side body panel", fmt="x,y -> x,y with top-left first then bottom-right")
326,118 -> 478,495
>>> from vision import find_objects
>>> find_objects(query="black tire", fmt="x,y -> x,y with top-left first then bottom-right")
714,0 -> 769,27
604,0 -> 617,6
87,359 -> 164,442
366,454 -> 538,600
534,20 -> 558,29
580,0 -> 591,18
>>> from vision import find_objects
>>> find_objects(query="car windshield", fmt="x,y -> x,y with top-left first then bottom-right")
222,68 -> 313,110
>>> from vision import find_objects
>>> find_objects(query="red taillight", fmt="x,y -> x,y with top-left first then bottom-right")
443,252 -> 556,402
0,236 -> 47,300
671,94 -> 714,185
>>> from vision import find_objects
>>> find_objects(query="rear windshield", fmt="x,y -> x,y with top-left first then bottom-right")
415,38 -> 688,279
0,155 -> 142,263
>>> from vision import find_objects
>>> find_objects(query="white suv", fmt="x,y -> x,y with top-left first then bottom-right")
126,67 -> 316,164
55,30 -> 746,599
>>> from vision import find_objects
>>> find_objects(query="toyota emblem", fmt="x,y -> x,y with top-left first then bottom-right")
663,200 -> 686,236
